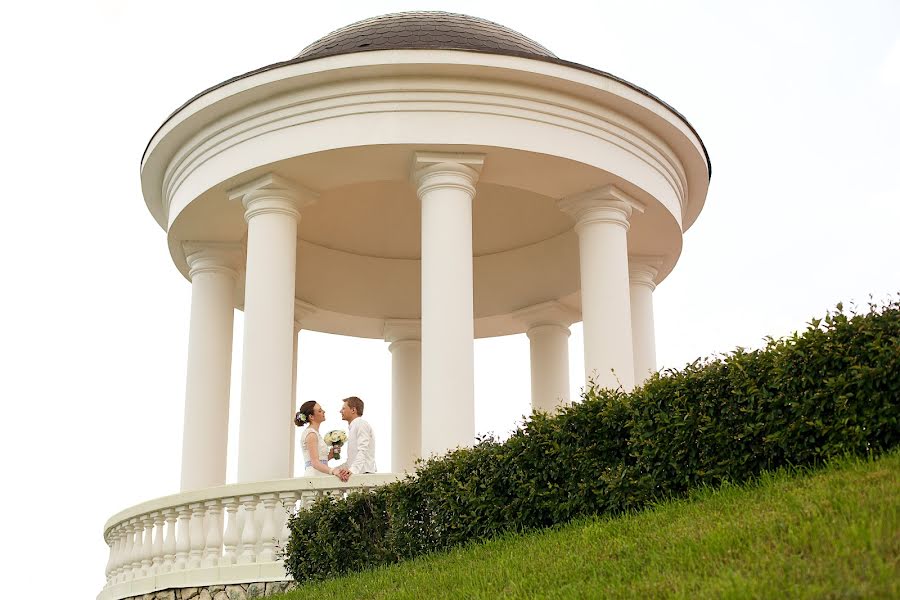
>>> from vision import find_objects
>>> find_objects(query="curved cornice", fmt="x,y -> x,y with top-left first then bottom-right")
162,84 -> 685,206
142,49 -> 710,179
145,66 -> 695,233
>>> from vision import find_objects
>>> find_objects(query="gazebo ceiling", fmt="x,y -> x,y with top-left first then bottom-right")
295,11 -> 557,63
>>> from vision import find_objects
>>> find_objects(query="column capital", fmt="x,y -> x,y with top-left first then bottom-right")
557,185 -> 645,231
293,299 -> 317,332
182,241 -> 243,281
411,152 -> 485,197
512,300 -> 579,332
383,319 -> 421,344
629,255 -> 664,291
228,173 -> 318,222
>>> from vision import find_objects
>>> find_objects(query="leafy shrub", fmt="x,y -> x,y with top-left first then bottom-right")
284,298 -> 900,582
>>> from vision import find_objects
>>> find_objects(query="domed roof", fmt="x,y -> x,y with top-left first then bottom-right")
295,11 -> 556,63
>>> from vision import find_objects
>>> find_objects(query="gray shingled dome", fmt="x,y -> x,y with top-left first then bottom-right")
296,11 -> 556,62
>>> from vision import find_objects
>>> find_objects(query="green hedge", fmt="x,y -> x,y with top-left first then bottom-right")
284,298 -> 900,582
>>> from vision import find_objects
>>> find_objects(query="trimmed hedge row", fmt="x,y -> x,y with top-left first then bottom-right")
284,298 -> 900,582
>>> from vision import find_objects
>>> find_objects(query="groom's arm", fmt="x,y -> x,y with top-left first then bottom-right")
348,421 -> 374,474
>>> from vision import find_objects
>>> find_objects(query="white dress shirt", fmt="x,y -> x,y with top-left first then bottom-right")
345,417 -> 377,474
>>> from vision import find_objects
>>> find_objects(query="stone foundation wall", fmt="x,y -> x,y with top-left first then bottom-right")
125,581 -> 299,600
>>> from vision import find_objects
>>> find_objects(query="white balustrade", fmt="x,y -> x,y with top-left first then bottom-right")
258,493 -> 278,562
99,474 -> 400,600
122,519 -> 137,581
140,515 -> 154,577
132,518 -> 144,579
277,491 -> 298,554
133,517 -> 145,579
112,526 -> 125,584
105,526 -> 119,584
203,500 -> 223,568
238,495 -> 259,564
161,508 -> 177,573
174,505 -> 191,571
150,512 -> 165,575
118,525 -> 129,582
188,503 -> 206,569
221,497 -> 240,567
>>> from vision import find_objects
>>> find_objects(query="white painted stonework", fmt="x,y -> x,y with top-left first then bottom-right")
103,11 -> 710,600
98,475 -> 399,600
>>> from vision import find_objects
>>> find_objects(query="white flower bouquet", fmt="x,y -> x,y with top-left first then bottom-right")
324,430 -> 348,460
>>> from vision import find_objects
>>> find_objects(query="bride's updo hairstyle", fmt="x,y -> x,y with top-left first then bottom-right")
294,400 -> 317,427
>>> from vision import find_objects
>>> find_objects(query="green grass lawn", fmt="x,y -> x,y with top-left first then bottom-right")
271,451 -> 899,599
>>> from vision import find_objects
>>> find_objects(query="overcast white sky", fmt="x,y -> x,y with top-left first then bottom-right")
1,0 -> 898,597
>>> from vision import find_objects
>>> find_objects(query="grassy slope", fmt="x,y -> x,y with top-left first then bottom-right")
272,451 -> 899,599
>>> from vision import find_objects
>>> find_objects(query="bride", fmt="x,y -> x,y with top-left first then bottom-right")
294,400 -> 343,478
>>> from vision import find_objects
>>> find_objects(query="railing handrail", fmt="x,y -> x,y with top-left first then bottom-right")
103,473 -> 403,538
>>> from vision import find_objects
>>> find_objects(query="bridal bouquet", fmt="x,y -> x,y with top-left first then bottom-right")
324,430 -> 348,460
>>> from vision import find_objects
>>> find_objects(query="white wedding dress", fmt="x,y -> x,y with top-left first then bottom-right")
300,427 -> 329,477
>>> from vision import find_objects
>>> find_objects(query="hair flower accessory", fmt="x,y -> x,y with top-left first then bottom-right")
294,411 -> 308,426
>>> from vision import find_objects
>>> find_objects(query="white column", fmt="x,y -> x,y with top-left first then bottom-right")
180,243 -> 241,491
412,152 -> 484,458
558,185 -> 643,391
290,301 -> 316,477
384,320 -> 421,473
513,301 -> 578,412
229,174 -> 316,483
289,327 -> 299,478
629,257 -> 661,386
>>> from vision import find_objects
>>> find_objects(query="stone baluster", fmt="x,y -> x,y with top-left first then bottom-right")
139,515 -> 154,578
258,493 -> 278,562
113,527 -> 124,584
203,499 -> 223,568
161,508 -> 177,573
299,489 -> 316,510
238,495 -> 259,564
104,527 -> 117,585
118,525 -> 131,582
188,502 -> 206,569
118,525 -> 130,581
112,523 -> 126,583
127,518 -> 142,580
221,497 -> 240,566
150,512 -> 165,575
277,491 -> 298,555
174,505 -> 192,570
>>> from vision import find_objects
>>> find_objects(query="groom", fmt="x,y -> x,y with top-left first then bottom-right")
335,396 -> 376,482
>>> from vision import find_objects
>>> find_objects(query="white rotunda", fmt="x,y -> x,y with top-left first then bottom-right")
100,11 -> 710,599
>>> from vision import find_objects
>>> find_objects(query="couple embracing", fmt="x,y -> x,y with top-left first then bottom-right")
294,396 -> 376,482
